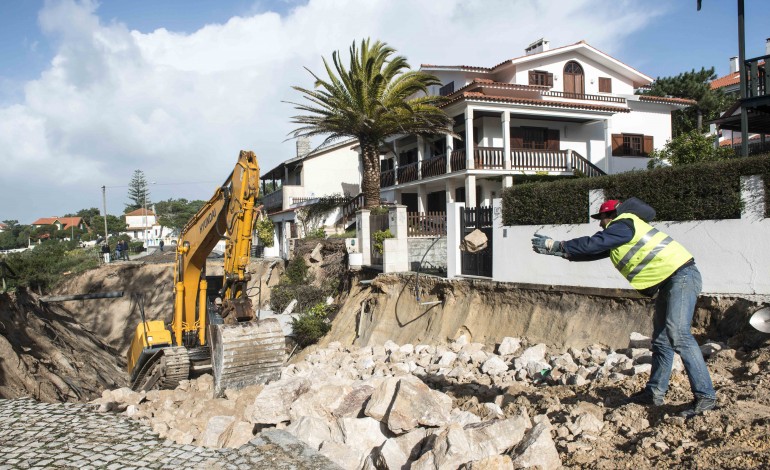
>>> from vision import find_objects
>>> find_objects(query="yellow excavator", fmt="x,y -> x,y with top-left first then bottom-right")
127,150 -> 285,396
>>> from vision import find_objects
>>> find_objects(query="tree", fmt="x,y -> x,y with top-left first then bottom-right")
0,220 -> 32,250
638,67 -> 731,136
63,208 -> 101,228
125,170 -> 152,213
647,130 -> 735,168
91,214 -> 127,237
289,38 -> 454,208
154,198 -> 205,234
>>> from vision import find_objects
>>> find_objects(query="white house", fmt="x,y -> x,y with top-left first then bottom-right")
377,38 -> 694,213
123,208 -> 175,247
260,138 -> 362,258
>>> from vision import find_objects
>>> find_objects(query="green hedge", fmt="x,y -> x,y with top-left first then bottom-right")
501,154 -> 770,225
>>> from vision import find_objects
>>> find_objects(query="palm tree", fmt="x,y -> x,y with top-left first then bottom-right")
289,38 -> 455,209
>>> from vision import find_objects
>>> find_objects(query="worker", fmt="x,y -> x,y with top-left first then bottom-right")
101,243 -> 111,264
531,198 -> 716,418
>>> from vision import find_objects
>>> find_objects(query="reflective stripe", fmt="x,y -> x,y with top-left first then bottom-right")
626,236 -> 674,281
616,228 -> 660,273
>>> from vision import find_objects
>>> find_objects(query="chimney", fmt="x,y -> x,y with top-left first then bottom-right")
729,56 -> 739,74
766,37 -> 770,56
296,136 -> 311,158
525,38 -> 549,56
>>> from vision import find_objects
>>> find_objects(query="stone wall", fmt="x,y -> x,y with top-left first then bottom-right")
408,237 -> 447,274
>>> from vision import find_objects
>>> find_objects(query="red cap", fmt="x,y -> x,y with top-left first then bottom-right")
590,199 -> 620,219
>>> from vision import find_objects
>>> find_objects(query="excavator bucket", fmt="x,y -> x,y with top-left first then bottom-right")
209,317 -> 286,397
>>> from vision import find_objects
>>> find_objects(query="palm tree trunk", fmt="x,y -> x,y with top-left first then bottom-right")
360,139 -> 381,209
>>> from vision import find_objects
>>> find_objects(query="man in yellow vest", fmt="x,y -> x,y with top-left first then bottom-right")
531,198 -> 716,418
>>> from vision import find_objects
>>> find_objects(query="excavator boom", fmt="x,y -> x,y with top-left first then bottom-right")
127,150 -> 285,395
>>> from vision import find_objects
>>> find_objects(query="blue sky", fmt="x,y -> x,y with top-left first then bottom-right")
0,0 -> 768,222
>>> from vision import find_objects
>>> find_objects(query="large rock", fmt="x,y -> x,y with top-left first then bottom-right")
289,381 -> 354,422
461,455 -> 514,470
509,422 -> 561,470
497,337 -> 521,356
386,377 -> 452,434
333,384 -> 376,418
285,416 -> 332,450
319,440 -> 362,469
481,356 -> 508,376
225,420 -> 255,448
364,377 -> 401,422
247,376 -> 311,424
330,417 -> 390,468
629,332 -> 652,349
372,428 -> 429,470
514,344 -> 547,369
199,415 -> 235,448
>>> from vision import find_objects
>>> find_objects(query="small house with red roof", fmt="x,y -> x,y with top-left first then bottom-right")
31,216 -> 89,231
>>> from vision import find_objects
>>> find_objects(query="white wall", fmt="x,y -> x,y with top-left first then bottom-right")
510,52 -> 636,95
302,144 -> 361,197
487,177 -> 770,296
608,99 -> 675,173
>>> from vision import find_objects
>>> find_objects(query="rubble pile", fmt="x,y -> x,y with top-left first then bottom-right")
95,333 -> 770,469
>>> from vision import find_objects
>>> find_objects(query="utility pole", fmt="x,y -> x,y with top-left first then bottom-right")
102,185 -> 109,242
737,0 -> 748,157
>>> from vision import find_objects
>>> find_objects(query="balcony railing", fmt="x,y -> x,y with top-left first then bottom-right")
474,147 -> 505,169
450,150 -> 467,171
398,162 -> 419,184
745,55 -> 769,100
262,189 -> 283,213
421,154 -> 446,178
407,211 -> 447,237
542,91 -> 626,103
381,169 -> 395,187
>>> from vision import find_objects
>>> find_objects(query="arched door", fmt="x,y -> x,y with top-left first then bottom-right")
563,61 -> 585,95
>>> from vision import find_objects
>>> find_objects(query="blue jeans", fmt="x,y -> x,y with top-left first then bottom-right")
645,264 -> 715,400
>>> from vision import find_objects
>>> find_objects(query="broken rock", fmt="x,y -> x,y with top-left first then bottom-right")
509,422 -> 561,470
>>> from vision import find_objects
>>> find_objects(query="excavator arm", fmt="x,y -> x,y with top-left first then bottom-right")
128,150 -> 285,395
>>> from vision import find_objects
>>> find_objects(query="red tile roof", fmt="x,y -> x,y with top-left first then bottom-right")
710,71 -> 740,90
718,134 -> 760,146
441,91 -> 630,113
637,95 -> 697,106
31,217 -> 86,230
124,208 -> 155,217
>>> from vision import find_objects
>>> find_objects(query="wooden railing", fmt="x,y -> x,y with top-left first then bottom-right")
398,162 -> 419,184
570,150 -> 606,177
340,193 -> 364,224
510,149 -> 569,171
380,169 -> 395,187
474,147 -> 505,169
450,150 -> 466,172
421,154 -> 447,178
262,189 -> 283,213
543,91 -> 626,104
407,212 -> 446,237
745,55 -> 769,99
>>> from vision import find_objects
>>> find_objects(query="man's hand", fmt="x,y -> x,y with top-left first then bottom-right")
531,234 -> 566,257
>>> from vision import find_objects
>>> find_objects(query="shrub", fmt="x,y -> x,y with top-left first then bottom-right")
255,217 -> 275,247
269,283 -> 327,314
285,257 -> 309,285
4,242 -> 99,293
372,229 -> 393,255
648,130 -> 734,168
291,302 -> 331,347
305,227 -> 326,239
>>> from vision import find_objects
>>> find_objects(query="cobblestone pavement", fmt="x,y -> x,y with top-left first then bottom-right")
0,398 -> 340,470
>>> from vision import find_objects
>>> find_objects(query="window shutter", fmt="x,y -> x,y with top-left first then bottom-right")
599,77 -> 612,93
611,134 -> 624,156
547,73 -> 554,87
643,135 -> 654,155
528,71 -> 535,85
510,127 -> 524,148
546,129 -> 560,150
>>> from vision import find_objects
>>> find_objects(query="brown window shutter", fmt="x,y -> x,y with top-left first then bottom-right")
611,134 -> 624,156
547,73 -> 553,87
643,135 -> 654,155
528,71 -> 535,85
510,127 -> 524,148
599,77 -> 612,93
546,129 -> 560,150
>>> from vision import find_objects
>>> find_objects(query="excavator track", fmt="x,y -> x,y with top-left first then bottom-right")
210,318 -> 286,397
130,347 -> 190,392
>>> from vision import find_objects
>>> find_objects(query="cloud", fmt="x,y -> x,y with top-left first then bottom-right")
0,0 -> 664,222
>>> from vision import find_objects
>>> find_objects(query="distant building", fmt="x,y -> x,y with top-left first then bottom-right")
122,208 -> 175,247
31,216 -> 89,231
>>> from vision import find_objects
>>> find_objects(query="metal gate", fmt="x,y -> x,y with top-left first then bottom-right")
370,213 -> 389,266
460,206 -> 493,277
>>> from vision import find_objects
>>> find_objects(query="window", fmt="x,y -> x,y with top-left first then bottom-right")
523,127 -> 547,149
612,133 -> 654,156
598,77 -> 612,93
528,70 -> 553,87
439,82 -> 455,96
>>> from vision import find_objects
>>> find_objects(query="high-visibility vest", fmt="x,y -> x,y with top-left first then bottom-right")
608,213 -> 693,290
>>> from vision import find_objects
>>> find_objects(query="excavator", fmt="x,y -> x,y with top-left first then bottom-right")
126,150 -> 285,396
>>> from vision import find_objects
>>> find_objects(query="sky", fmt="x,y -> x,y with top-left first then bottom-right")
1,0 -> 769,224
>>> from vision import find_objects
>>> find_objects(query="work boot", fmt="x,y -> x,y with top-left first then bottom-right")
623,389 -> 664,406
679,396 -> 716,418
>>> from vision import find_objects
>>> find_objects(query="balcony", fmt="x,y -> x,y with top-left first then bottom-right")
542,90 -> 626,104
261,185 -> 306,214
380,148 -> 605,187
